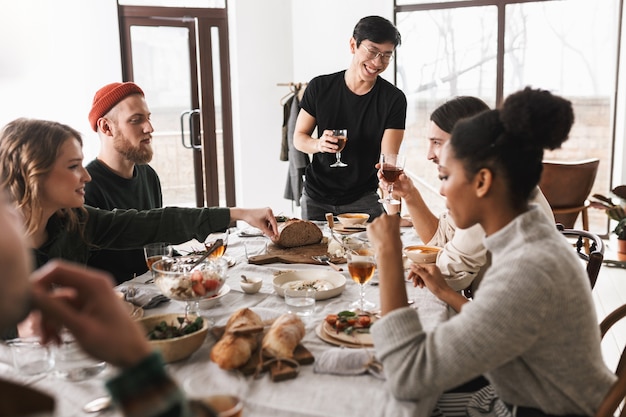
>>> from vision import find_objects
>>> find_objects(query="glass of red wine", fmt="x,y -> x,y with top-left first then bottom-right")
378,153 -> 405,204
329,129 -> 348,168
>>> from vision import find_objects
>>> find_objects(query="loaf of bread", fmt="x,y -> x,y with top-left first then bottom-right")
210,308 -> 263,370
261,313 -> 305,359
272,219 -> 323,248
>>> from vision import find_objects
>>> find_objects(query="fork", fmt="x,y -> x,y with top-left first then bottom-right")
312,255 -> 343,272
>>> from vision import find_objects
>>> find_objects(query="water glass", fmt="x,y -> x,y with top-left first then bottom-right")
52,331 -> 106,381
284,288 -> 316,317
7,337 -> 54,375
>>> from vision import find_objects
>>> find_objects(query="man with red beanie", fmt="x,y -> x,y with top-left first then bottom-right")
85,81 -> 163,284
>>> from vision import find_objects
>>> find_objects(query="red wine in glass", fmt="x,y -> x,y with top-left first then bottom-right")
378,154 -> 405,204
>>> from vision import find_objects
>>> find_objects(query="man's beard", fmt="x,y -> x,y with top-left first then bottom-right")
113,135 -> 153,164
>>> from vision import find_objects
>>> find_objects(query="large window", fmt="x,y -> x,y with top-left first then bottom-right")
396,0 -> 620,235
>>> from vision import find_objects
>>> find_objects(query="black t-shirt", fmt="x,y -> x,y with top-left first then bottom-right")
300,70 -> 407,205
84,159 -> 162,284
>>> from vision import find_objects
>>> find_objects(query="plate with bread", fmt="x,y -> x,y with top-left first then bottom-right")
273,270 -> 346,300
210,308 -> 314,381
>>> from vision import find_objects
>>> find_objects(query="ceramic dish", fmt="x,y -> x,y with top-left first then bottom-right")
273,270 -> 346,300
403,245 -> 442,264
198,284 -> 231,309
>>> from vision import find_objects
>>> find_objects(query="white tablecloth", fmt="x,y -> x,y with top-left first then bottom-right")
0,226 -> 451,417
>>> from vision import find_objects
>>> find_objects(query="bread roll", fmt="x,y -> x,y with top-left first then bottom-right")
272,219 -> 323,248
210,308 -> 263,370
261,313 -> 305,359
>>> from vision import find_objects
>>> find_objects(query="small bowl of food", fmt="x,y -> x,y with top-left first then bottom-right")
337,213 -> 370,227
240,276 -> 262,294
403,245 -> 442,265
137,313 -> 209,363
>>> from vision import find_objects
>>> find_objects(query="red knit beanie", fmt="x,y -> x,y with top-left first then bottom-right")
88,82 -> 144,131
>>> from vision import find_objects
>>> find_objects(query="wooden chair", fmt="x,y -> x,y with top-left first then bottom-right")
539,158 -> 600,230
557,225 -> 604,288
595,303 -> 626,417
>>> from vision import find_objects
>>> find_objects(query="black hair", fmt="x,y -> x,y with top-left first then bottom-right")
430,96 -> 490,134
450,87 -> 574,207
352,16 -> 401,48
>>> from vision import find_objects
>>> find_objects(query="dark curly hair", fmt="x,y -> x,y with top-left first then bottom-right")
449,87 -> 574,208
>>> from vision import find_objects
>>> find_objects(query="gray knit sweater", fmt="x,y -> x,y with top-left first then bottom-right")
372,206 -> 616,415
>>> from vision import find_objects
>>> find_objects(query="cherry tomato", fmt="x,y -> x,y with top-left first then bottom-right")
358,315 -> 372,327
325,314 -> 338,326
346,317 -> 357,326
335,321 -> 347,331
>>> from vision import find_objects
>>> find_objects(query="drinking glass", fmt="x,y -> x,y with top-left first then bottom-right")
205,229 -> 229,259
378,153 -> 405,204
284,288 -> 316,317
329,129 -> 348,168
347,246 -> 377,312
144,242 -> 173,270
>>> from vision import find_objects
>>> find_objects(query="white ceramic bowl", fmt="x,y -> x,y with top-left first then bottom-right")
337,213 -> 370,227
197,284 -> 231,309
138,314 -> 208,363
273,270 -> 346,300
240,278 -> 262,294
403,245 -> 442,264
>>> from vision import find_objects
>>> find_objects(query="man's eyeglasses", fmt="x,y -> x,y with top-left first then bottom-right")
360,44 -> 394,63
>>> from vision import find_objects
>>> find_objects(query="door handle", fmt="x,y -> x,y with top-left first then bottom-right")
180,109 -> 201,149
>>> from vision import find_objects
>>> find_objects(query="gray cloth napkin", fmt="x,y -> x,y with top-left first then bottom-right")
119,285 -> 170,309
313,347 -> 385,380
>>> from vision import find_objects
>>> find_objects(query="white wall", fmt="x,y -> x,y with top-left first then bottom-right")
0,0 -> 393,216
0,0 -> 121,162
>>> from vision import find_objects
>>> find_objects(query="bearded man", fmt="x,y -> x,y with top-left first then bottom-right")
86,82 -> 163,283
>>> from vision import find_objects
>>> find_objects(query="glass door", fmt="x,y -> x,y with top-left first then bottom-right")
119,6 -> 235,208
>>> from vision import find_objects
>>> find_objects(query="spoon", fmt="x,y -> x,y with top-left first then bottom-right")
312,255 -> 343,272
83,396 -> 112,413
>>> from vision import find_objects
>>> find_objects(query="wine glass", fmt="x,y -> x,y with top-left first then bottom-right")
347,245 -> 377,312
329,129 -> 348,168
152,256 -> 228,317
204,229 -> 229,259
378,153 -> 405,204
143,242 -> 173,270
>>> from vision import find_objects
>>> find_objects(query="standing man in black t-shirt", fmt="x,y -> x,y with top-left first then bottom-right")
294,16 -> 407,221
85,82 -> 162,284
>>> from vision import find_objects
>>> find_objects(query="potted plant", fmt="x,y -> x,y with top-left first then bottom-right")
591,186 -> 626,258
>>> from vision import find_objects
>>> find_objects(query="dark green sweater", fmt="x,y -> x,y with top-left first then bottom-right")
33,205 -> 230,269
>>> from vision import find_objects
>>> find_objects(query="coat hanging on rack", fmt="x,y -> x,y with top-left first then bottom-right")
280,83 -> 309,206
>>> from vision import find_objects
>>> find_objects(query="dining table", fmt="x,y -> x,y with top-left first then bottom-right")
0,223 -> 452,417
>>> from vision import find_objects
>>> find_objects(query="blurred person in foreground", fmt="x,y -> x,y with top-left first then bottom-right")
85,81 -> 164,284
0,117 -> 277,339
369,87 -> 615,416
0,192 -> 218,416
379,96 -> 553,310
294,15 -> 406,221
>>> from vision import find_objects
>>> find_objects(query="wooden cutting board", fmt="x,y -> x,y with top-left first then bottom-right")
248,241 -> 346,265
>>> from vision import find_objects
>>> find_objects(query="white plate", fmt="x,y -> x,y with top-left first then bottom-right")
198,284 -> 231,309
273,270 -> 346,300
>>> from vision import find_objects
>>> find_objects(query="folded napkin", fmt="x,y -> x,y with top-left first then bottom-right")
313,347 -> 385,380
119,286 -> 170,309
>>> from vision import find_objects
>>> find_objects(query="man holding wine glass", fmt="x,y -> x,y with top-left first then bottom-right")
294,16 -> 407,221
